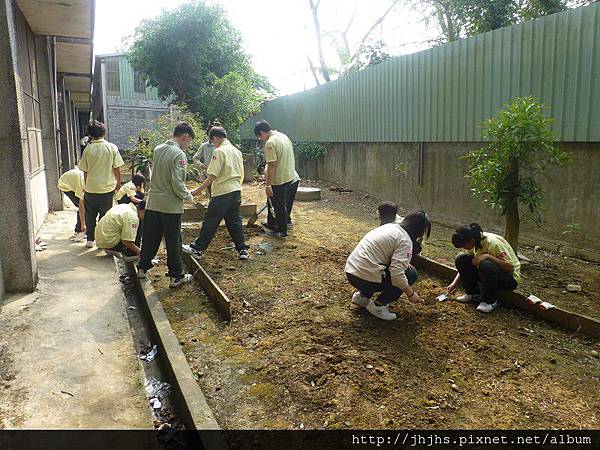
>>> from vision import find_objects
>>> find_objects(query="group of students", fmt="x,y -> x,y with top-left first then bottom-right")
57,118 -> 300,289
58,117 -> 520,317
344,202 -> 521,320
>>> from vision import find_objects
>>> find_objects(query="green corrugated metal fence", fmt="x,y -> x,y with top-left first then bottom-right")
108,55 -> 162,100
240,3 -> 600,142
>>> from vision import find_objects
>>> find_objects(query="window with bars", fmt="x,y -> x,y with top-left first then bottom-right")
16,8 -> 43,174
106,58 -> 120,95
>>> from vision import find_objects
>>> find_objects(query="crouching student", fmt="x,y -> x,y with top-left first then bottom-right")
116,174 -> 145,204
447,223 -> 521,313
397,210 -> 432,261
95,201 -> 146,260
182,126 -> 249,260
345,202 -> 422,321
57,167 -> 86,241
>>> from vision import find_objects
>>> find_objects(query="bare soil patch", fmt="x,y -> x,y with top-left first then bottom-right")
150,182 -> 600,429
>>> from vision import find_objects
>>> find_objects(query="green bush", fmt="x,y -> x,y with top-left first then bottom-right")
295,141 -> 330,161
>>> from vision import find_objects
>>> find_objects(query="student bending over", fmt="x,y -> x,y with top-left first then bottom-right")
345,202 -> 423,321
116,174 -> 145,204
447,223 -> 521,313
95,201 -> 146,260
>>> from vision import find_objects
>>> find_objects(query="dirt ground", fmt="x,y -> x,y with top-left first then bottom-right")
150,181 -> 600,430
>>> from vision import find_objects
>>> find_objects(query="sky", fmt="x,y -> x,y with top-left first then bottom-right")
94,0 -> 438,96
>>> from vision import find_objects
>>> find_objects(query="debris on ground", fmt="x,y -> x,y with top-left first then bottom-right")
139,345 -> 158,362
567,284 -> 582,292
145,378 -> 171,399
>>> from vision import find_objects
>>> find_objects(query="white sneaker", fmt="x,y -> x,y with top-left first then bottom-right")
476,301 -> 498,313
351,291 -> 369,308
169,273 -> 193,288
74,232 -> 87,242
366,301 -> 397,321
456,293 -> 481,303
137,268 -> 148,279
69,232 -> 78,240
85,240 -> 94,248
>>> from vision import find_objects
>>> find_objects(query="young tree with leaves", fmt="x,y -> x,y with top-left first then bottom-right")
464,96 -> 570,251
127,2 -> 273,135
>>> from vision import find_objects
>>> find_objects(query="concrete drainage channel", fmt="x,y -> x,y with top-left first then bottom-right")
114,259 -> 226,448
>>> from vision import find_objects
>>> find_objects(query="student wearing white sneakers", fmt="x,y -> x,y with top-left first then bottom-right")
345,202 -> 423,321
447,223 -> 521,313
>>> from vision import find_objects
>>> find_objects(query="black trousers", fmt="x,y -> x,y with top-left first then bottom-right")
346,266 -> 418,305
267,181 -> 292,235
63,191 -> 82,232
138,210 -> 183,277
193,190 -> 246,252
84,192 -> 114,241
455,253 -> 518,303
286,180 -> 299,224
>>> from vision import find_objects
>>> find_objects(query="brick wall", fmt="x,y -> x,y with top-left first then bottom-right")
106,96 -> 169,152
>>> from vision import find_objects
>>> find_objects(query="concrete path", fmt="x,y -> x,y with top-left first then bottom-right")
0,207 -> 152,429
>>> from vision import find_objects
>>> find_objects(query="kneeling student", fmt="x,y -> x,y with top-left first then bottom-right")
182,126 -> 249,260
95,201 -> 146,259
345,202 -> 422,321
57,166 -> 86,241
447,223 -> 521,313
116,174 -> 145,204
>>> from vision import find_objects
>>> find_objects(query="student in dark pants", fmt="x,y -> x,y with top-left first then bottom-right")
254,120 -> 300,238
182,127 -> 248,260
447,223 -> 521,313
345,203 -> 425,321
138,123 -> 195,288
79,121 -> 124,248
96,201 -> 146,260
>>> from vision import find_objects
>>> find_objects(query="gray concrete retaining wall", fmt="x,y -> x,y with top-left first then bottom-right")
294,141 -> 600,255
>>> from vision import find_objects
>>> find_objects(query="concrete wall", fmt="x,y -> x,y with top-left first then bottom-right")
30,170 -> 49,233
106,96 -> 168,151
35,35 -> 62,212
0,0 -> 38,292
295,142 -> 600,256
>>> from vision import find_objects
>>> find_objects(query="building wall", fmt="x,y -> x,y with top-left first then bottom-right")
106,96 -> 168,151
0,0 -> 38,292
293,141 -> 600,257
30,169 -> 48,233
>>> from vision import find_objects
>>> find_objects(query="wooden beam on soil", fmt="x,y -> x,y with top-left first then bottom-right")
183,203 -> 257,222
182,253 -> 232,321
413,255 -> 600,339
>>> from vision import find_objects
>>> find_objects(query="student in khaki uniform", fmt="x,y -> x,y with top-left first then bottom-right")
57,167 -> 86,241
116,174 -> 145,205
138,123 -> 195,288
78,121 -> 124,248
254,120 -> 299,238
183,127 -> 248,260
447,223 -> 521,313
95,201 -> 145,259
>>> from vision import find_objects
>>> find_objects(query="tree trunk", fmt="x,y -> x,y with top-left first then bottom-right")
504,157 -> 520,252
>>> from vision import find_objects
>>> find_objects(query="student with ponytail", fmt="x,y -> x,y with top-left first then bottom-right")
447,223 -> 521,313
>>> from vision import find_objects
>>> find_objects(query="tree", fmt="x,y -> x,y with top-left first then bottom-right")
126,2 -> 273,136
124,107 -> 207,181
418,0 -> 568,43
307,0 -> 400,84
464,96 -> 570,251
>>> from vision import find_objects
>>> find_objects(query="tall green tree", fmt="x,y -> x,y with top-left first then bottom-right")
464,97 -> 570,251
126,1 -> 273,135
420,0 -> 568,43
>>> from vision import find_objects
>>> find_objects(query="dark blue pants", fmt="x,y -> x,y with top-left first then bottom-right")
346,266 -> 418,305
